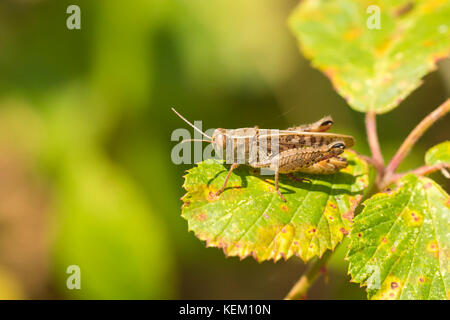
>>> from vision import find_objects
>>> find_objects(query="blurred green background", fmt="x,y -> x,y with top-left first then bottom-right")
0,0 -> 448,299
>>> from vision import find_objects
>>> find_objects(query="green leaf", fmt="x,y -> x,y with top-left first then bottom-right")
181,151 -> 370,262
425,141 -> 450,166
289,0 -> 450,114
347,174 -> 450,300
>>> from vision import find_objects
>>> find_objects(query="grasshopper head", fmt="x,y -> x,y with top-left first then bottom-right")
328,141 -> 346,156
212,128 -> 227,152
315,116 -> 334,132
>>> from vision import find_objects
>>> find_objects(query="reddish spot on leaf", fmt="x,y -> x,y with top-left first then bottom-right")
391,282 -> 399,289
182,201 -> 191,209
424,182 -> 433,189
339,228 -> 349,235
195,212 -> 207,221
427,240 -> 439,257
342,210 -> 353,222
208,191 -> 217,201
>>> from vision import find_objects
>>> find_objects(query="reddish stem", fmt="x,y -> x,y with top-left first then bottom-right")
384,99 -> 450,179
365,111 -> 385,173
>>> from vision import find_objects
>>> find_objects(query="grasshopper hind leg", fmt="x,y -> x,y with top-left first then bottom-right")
215,163 -> 240,197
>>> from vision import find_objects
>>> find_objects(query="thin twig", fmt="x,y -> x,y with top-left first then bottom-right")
384,99 -> 450,179
386,163 -> 450,185
365,111 -> 385,173
410,163 -> 450,176
284,250 -> 333,300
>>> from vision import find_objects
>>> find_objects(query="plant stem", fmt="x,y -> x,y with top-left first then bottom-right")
365,111 -> 385,174
388,163 -> 450,183
383,99 -> 450,185
284,250 -> 333,300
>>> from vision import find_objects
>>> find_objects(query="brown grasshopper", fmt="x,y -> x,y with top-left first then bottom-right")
172,108 -> 354,202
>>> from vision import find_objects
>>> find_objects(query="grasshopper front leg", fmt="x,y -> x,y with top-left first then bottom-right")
215,163 -> 240,197
274,170 -> 286,202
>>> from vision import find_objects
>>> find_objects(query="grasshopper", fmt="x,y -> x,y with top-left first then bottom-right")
172,108 -> 354,202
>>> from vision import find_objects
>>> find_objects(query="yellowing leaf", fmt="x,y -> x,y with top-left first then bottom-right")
181,151 -> 369,262
347,174 -> 450,300
289,0 -> 450,114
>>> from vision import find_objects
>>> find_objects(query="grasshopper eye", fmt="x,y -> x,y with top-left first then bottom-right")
321,120 -> 333,127
331,142 -> 345,149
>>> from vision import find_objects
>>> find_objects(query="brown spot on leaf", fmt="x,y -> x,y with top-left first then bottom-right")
281,205 -> 289,212
394,2 -> 414,16
358,233 -> 362,237
405,210 -> 423,227
419,276 -> 425,283
329,203 -> 337,209
208,191 -> 217,201
427,240 -> 439,257
195,212 -> 207,221
339,228 -> 349,235
182,201 -> 191,209
391,282 -> 399,289
382,237 -> 388,243
424,182 -> 433,189
342,210 -> 354,222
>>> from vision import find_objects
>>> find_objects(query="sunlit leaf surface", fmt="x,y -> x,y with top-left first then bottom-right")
181,151 -> 369,262
289,0 -> 450,114
425,141 -> 450,166
347,174 -> 450,299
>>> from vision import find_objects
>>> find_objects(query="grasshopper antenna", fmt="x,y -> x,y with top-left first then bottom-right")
172,107 -> 212,140
179,139 -> 212,143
